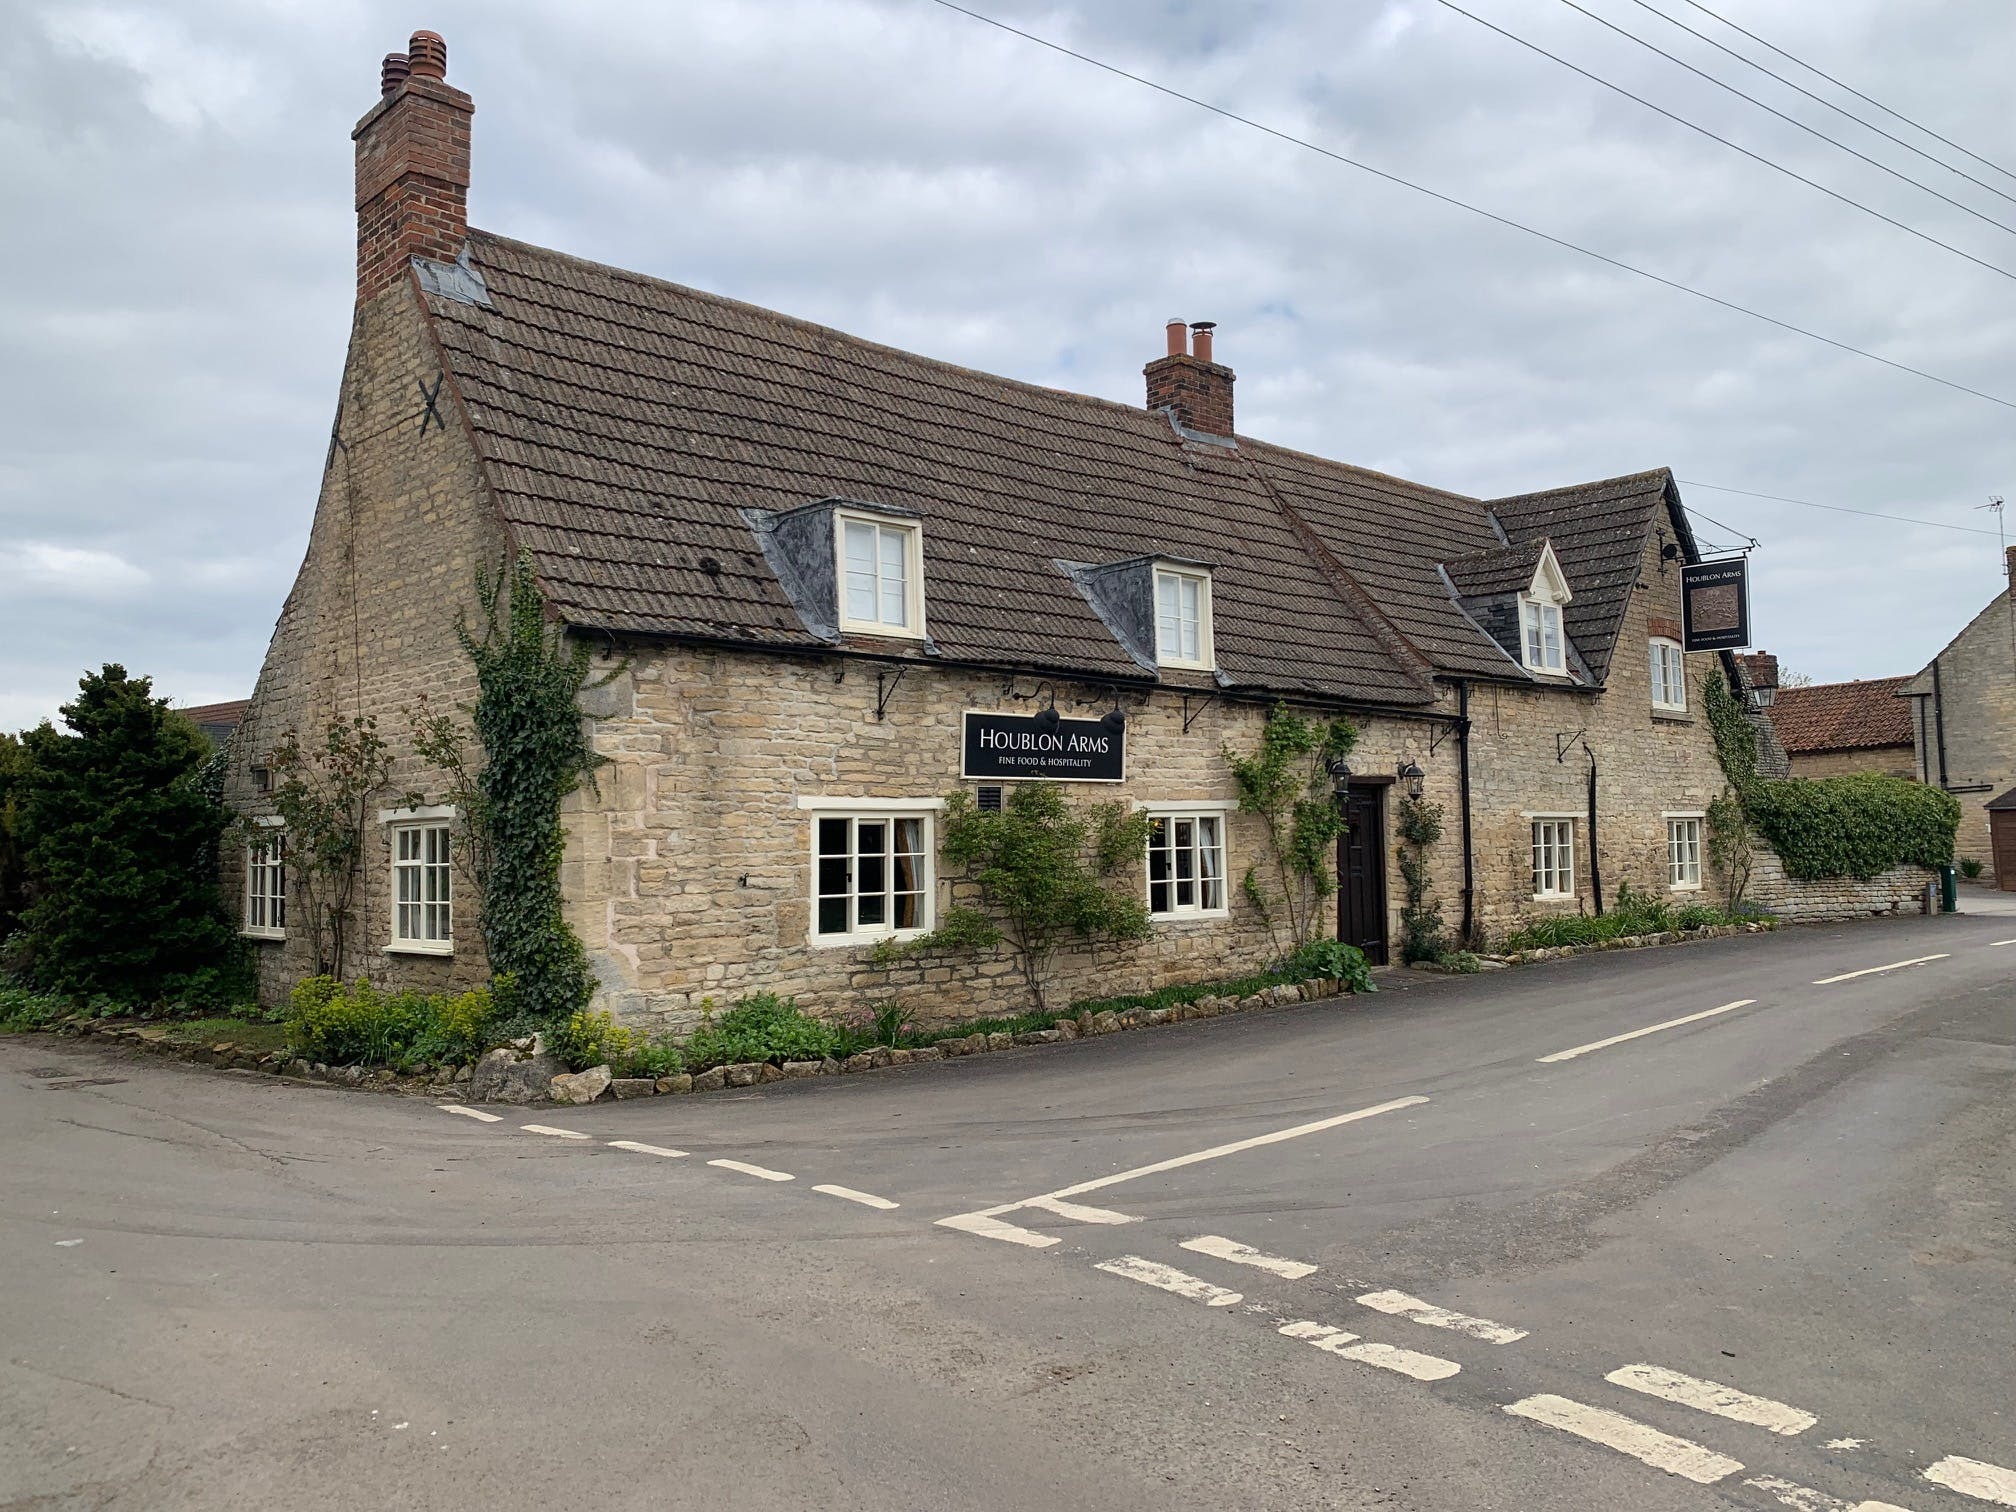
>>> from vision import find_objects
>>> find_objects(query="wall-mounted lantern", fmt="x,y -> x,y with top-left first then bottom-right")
1325,757 -> 1353,797
1397,760 -> 1425,798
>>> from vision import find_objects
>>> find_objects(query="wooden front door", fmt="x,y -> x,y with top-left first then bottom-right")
1992,810 -> 2016,892
1336,784 -> 1389,965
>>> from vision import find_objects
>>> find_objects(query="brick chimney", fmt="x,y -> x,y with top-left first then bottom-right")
1145,319 -> 1236,438
352,30 -> 473,303
2006,544 -> 2015,599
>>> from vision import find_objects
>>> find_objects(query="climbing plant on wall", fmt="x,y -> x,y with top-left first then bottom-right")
1224,706 -> 1358,956
1394,793 -> 1446,964
263,714 -> 398,979
455,550 -> 620,1026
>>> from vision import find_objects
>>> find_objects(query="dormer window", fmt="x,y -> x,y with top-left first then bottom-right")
836,510 -> 924,638
1517,541 -> 1573,676
1155,564 -> 1213,669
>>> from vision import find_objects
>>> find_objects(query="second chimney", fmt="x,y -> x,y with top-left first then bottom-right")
353,30 -> 474,303
1144,319 -> 1235,438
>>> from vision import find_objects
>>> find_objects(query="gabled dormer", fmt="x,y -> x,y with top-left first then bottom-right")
1440,537 -> 1588,683
1516,540 -> 1572,676
743,496 -> 929,646
1062,554 -> 1218,677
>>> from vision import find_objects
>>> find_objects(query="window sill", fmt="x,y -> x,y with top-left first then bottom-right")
1531,894 -> 1577,904
1150,909 -> 1231,925
240,928 -> 286,943
1652,709 -> 1693,724
837,622 -> 927,643
810,927 -> 932,950
1668,883 -> 1703,893
385,941 -> 454,957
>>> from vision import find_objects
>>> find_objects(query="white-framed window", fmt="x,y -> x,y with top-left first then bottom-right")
1146,810 -> 1227,918
813,810 -> 933,943
1531,818 -> 1576,899
390,821 -> 453,953
1154,565 -> 1213,668
836,511 -> 924,638
1666,815 -> 1703,890
1651,638 -> 1687,712
1521,597 -> 1565,674
243,829 -> 286,940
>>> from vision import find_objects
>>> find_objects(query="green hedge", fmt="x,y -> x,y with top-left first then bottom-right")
1703,672 -> 1957,881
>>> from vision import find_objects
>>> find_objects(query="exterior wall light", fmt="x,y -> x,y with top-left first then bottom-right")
1100,704 -> 1126,736
1325,757 -> 1353,797
1397,760 -> 1426,797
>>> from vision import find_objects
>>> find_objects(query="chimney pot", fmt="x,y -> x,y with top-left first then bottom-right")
1190,320 -> 1216,365
407,30 -> 448,79
1164,318 -> 1187,357
380,52 -> 410,95
1143,320 -> 1235,437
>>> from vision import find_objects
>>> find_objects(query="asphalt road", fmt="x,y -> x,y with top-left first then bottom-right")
4,909 -> 2014,1512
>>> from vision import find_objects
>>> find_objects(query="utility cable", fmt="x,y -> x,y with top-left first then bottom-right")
923,0 -> 2016,415
1432,0 -> 2016,286
1617,0 -> 2016,210
1551,0 -> 2016,236
1677,480 -> 2004,536
1674,0 -> 2016,185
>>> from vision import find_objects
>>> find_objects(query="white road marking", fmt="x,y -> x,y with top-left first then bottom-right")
708,1158 -> 793,1182
1354,1288 -> 1527,1343
1023,1195 -> 1139,1224
1990,939 -> 2016,948
607,1140 -> 687,1158
1813,954 -> 1949,985
1333,1340 -> 1462,1381
1503,1394 -> 1743,1484
1094,1255 -> 1244,1307
1607,1363 -> 1816,1436
1742,1475 -> 1914,1512
812,1184 -> 900,1210
935,1213 -> 1062,1249
1924,1455 -> 2016,1506
1181,1235 -> 1319,1279
438,1104 -> 502,1122
1826,1439 -> 1870,1451
520,1124 -> 590,1140
1537,999 -> 1757,1063
1279,1320 -> 1353,1342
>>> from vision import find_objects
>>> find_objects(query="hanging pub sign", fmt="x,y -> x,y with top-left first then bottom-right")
1681,559 -> 1751,651
961,710 -> 1126,783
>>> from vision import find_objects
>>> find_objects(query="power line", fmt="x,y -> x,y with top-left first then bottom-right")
1676,479 -> 2005,536
1618,0 -> 2016,211
1432,0 -> 2016,286
922,0 -> 2016,415
1673,0 -> 2016,186
1551,0 -> 2016,238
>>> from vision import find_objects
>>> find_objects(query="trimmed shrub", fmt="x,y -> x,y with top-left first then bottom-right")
285,976 -> 496,1069
1749,773 -> 1959,880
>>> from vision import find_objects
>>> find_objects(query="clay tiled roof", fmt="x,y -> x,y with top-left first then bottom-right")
1767,677 -> 1914,753
421,231 -> 1679,705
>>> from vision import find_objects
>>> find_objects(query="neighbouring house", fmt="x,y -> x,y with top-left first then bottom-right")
220,32 -> 1917,1024
1906,547 -> 2016,885
177,699 -> 250,752
1746,666 -> 1917,780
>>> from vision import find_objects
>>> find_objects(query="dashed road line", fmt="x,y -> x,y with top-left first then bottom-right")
1023,1195 -> 1138,1224
520,1124 -> 590,1140
438,1104 -> 502,1122
1813,954 -> 1949,985
1537,999 -> 1756,1063
1354,1288 -> 1527,1343
1094,1255 -> 1244,1307
935,1212 -> 1062,1248
1607,1363 -> 1816,1436
1503,1393 -> 1743,1484
1274,1321 -> 1460,1381
1744,1475 -> 1915,1512
1180,1235 -> 1318,1279
1924,1455 -> 2016,1506
812,1184 -> 900,1210
607,1140 -> 687,1158
708,1158 -> 793,1182
1991,939 -> 2016,947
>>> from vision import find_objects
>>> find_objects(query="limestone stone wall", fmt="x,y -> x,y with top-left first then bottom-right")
1910,581 -> 2016,868
221,280 -> 502,1004
1747,853 -> 1931,921
1788,746 -> 1918,780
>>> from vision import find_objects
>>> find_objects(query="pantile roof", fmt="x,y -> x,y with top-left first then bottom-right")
419,231 -> 1684,708
1767,677 -> 1915,753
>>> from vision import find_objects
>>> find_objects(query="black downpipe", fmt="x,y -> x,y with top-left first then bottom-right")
1457,681 -> 1475,945
1585,744 -> 1604,917
1932,657 -> 1950,787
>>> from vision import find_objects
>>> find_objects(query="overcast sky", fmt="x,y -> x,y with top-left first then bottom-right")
4,0 -> 2014,731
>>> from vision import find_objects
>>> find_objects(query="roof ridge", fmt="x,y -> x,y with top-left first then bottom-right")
1488,466 -> 1675,506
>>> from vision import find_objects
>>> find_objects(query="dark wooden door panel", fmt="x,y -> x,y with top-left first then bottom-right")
1336,785 -> 1388,965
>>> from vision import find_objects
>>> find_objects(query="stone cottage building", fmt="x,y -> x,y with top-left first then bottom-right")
1747,667 -> 1917,780
226,32 -> 1815,1023
1905,547 -> 2016,883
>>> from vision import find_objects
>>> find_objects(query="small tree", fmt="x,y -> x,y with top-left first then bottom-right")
1224,706 -> 1359,954
16,665 -> 241,1003
1705,788 -> 1754,915
262,715 -> 398,978
880,783 -> 1150,1012
0,731 -> 27,950
1394,793 -> 1446,964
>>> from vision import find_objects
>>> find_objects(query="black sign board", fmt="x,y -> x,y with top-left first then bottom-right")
961,711 -> 1125,783
1681,559 -> 1751,652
